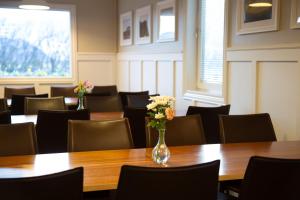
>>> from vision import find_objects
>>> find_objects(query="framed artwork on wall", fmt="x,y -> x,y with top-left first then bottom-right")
236,0 -> 279,34
290,0 -> 300,29
135,5 -> 151,44
120,11 -> 133,46
156,0 -> 176,42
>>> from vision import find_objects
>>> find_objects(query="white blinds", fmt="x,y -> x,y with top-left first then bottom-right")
199,0 -> 225,85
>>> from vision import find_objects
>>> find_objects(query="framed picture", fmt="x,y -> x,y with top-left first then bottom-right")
135,5 -> 151,44
156,0 -> 176,42
290,0 -> 300,29
120,11 -> 133,46
236,0 -> 279,34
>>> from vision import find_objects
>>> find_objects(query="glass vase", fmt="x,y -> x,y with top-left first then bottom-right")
77,95 -> 84,110
152,128 -> 170,165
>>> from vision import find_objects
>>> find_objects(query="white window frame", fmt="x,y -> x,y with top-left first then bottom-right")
196,0 -> 227,97
0,3 -> 77,84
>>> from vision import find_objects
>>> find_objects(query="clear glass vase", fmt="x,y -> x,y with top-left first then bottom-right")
77,95 -> 84,110
152,128 -> 170,165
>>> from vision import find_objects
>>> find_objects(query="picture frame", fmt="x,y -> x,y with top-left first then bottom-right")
135,5 -> 152,44
290,0 -> 300,29
156,0 -> 176,42
236,0 -> 279,35
120,11 -> 133,46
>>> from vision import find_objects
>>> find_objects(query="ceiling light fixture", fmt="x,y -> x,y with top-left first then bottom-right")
19,0 -> 50,10
249,0 -> 272,7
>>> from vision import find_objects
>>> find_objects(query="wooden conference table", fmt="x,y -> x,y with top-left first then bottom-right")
0,141 -> 299,192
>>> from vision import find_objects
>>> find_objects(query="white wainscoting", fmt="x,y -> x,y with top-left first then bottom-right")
226,48 -> 300,141
117,53 -> 187,111
0,52 -> 117,97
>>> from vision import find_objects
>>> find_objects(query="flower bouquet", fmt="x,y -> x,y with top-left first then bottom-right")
74,80 -> 93,110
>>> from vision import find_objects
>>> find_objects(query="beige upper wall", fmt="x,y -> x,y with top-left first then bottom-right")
228,0 -> 300,48
0,0 -> 118,52
118,0 -> 184,53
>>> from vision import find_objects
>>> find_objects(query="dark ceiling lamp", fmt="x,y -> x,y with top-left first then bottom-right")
19,0 -> 50,10
248,0 -> 272,7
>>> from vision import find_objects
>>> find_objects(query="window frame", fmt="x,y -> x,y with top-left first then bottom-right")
196,0 -> 227,97
0,3 -> 77,84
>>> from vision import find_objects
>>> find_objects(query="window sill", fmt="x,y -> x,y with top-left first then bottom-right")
183,90 -> 224,106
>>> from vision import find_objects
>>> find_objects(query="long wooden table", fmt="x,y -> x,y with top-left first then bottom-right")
11,112 -> 124,124
0,141 -> 299,192
7,97 -> 78,107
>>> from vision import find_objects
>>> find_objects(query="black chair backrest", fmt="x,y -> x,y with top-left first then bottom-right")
124,107 -> 148,148
186,105 -> 231,144
11,94 -> 48,115
219,113 -> 277,143
68,119 -> 133,152
0,111 -> 11,124
116,160 -> 220,200
24,97 -> 66,115
50,86 -> 77,97
239,156 -> 300,200
146,115 -> 206,147
4,86 -> 35,99
84,95 -> 123,112
118,91 -> 149,109
0,98 -> 8,111
126,94 -> 150,108
91,85 -> 118,96
0,167 -> 83,200
36,109 -> 90,154
0,122 -> 37,156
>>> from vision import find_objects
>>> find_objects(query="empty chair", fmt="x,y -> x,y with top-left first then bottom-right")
0,98 -> 8,111
11,94 -> 49,115
36,109 -> 90,154
84,95 -> 123,112
4,86 -> 36,99
124,107 -> 148,148
146,115 -> 206,147
239,156 -> 300,200
219,113 -> 277,143
24,97 -> 66,115
0,122 -> 37,156
119,91 -> 149,109
50,85 -> 77,97
68,119 -> 133,152
0,167 -> 83,200
115,160 -> 220,200
186,105 -> 231,144
91,85 -> 118,96
126,94 -> 150,108
0,111 -> 11,124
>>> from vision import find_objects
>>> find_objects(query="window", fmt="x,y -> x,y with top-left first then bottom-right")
197,0 -> 225,94
0,6 -> 75,79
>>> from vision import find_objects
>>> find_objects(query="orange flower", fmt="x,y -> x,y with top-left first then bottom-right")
165,107 -> 174,120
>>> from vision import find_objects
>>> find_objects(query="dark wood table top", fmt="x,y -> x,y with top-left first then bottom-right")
0,141 -> 299,192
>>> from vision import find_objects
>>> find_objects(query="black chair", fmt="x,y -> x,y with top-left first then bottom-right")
126,94 -> 150,108
118,91 -> 149,109
124,107 -> 148,148
0,167 -> 83,200
91,85 -> 118,96
36,109 -> 90,154
24,97 -> 66,115
239,156 -> 300,200
0,98 -> 8,111
0,122 -> 37,156
145,115 -> 206,147
219,113 -> 277,143
0,111 -> 11,124
11,94 -> 48,115
186,105 -> 231,144
4,86 -> 35,99
50,85 -> 77,97
115,160 -> 220,200
84,95 -> 123,112
68,119 -> 133,152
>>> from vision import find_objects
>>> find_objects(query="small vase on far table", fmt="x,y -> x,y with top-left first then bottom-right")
152,128 -> 170,165
77,94 -> 84,110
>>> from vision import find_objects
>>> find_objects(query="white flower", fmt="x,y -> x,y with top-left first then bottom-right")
147,102 -> 157,110
155,113 -> 164,119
